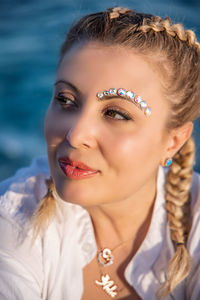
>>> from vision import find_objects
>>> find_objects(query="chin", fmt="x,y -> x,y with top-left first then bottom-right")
53,180 -> 94,207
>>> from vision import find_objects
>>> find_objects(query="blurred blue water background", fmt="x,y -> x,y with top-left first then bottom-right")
0,0 -> 200,181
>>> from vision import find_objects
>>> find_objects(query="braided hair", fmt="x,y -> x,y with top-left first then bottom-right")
33,7 -> 200,298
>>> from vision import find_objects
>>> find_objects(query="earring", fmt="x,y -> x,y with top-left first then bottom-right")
164,158 -> 173,167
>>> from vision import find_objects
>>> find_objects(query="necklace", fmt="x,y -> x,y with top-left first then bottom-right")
95,237 -> 134,299
95,248 -> 118,298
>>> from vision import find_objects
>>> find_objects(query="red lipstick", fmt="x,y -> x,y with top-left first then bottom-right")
58,157 -> 99,179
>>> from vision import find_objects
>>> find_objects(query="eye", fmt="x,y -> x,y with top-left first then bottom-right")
55,93 -> 78,109
104,107 -> 132,121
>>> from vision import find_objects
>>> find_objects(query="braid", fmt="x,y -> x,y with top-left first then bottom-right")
32,177 -> 57,239
157,137 -> 195,297
107,7 -> 200,51
107,7 -> 131,20
139,17 -> 200,51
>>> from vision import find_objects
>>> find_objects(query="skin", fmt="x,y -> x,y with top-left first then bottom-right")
44,41 -> 193,247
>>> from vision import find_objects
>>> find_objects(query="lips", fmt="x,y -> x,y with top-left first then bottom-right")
58,157 -> 99,179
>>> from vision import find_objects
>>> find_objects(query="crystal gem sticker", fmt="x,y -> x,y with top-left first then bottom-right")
96,88 -> 151,116
117,88 -> 127,97
127,91 -> 135,100
109,88 -> 117,96
104,90 -> 109,96
135,96 -> 142,104
97,92 -> 104,99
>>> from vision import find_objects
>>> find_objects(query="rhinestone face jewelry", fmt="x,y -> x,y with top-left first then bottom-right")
104,90 -> 109,96
109,88 -> 117,95
126,90 -> 135,99
140,101 -> 147,109
144,107 -> 151,116
117,88 -> 127,97
97,92 -> 104,99
97,88 -> 151,116
134,96 -> 142,104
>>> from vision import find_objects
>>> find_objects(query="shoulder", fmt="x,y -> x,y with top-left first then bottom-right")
179,170 -> 200,252
185,170 -> 200,299
0,156 -> 96,258
0,158 -> 96,298
0,157 -> 50,296
190,170 -> 200,213
0,156 -> 49,228
187,170 -> 200,250
0,156 -> 49,196
188,170 -> 200,241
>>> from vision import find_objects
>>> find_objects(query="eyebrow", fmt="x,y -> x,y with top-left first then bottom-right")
97,89 -> 152,116
54,80 -> 82,96
54,81 -> 151,116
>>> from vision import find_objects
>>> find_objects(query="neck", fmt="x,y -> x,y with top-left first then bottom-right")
85,171 -> 158,250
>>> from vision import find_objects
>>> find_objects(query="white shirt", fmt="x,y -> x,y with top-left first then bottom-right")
0,156 -> 200,300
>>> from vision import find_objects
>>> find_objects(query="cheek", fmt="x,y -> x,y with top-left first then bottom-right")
108,129 -> 162,171
44,105 -> 67,147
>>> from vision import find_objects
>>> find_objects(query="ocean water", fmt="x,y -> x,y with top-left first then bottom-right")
0,0 -> 200,180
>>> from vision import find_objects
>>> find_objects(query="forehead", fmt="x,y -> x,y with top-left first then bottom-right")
56,41 -> 170,118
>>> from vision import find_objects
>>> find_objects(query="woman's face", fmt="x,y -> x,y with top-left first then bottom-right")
44,41 -> 171,207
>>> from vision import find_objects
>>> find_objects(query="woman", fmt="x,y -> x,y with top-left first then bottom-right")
0,6 -> 200,300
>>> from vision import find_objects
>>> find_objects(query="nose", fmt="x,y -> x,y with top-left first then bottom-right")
65,106 -> 99,150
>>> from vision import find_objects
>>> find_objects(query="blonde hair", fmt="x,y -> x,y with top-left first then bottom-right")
33,7 -> 200,298
32,178 -> 56,239
158,137 -> 195,297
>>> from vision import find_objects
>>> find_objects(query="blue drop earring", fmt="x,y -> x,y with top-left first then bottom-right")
165,158 -> 173,167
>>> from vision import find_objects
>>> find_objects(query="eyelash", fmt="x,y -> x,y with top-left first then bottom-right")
103,107 -> 132,121
55,95 -> 78,108
55,94 -> 132,121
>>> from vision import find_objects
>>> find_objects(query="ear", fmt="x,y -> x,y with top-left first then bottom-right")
161,121 -> 194,166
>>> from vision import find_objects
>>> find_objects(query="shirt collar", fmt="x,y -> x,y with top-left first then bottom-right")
124,166 -> 167,292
